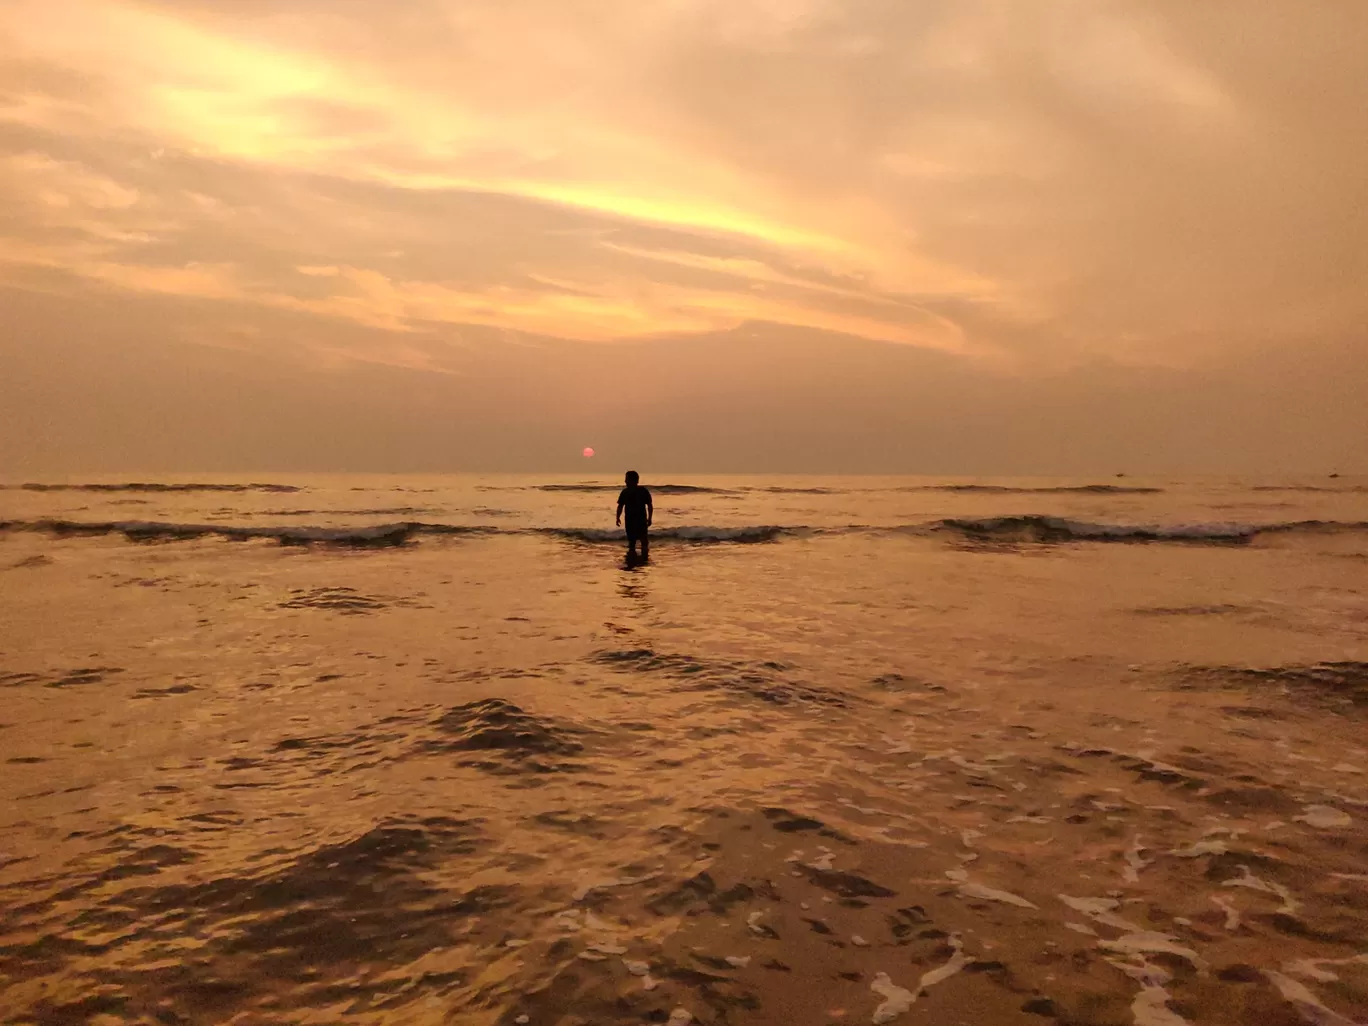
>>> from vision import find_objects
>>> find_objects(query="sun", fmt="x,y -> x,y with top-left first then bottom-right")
582,447 -> 595,458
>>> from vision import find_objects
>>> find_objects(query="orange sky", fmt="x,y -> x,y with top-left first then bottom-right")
2,1 -> 1365,473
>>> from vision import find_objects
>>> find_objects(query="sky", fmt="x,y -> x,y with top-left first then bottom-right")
1,0 -> 1365,475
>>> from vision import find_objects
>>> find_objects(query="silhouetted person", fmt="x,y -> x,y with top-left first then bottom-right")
616,470 -> 653,560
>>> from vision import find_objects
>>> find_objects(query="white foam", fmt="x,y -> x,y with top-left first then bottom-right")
573,872 -> 657,901
725,955 -> 751,968
1210,895 -> 1241,931
869,935 -> 970,1024
1264,970 -> 1362,1026
950,755 -> 994,774
667,1008 -> 693,1026
1169,840 -> 1227,858
838,798 -> 888,816
870,973 -> 915,1024
1295,805 -> 1353,829
1285,954 -> 1368,984
954,876 -> 1039,909
1059,894 -> 1143,932
747,910 -> 768,935
1100,932 -> 1202,969
1109,958 -> 1193,1026
1222,866 -> 1299,914
1066,922 -> 1098,936
919,934 -> 972,988
852,935 -> 870,947
623,959 -> 651,976
1007,815 -> 1052,824
1123,837 -> 1151,883
808,847 -> 836,871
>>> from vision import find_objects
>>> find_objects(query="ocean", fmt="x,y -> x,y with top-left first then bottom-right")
2,473 -> 1367,1025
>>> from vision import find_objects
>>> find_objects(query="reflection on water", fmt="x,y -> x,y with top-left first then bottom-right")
2,476 -> 1367,1023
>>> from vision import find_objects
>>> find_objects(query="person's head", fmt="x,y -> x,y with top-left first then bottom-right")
625,470 -> 639,486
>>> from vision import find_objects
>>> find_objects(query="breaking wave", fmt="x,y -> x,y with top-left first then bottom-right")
3,516 -> 1366,549
933,515 -> 1368,543
536,525 -> 790,544
0,519 -> 478,547
0,519 -> 791,547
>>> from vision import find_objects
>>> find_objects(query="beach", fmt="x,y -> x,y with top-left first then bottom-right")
2,474 -> 1367,1025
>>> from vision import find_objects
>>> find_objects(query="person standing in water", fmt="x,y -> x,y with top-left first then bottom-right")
615,470 -> 653,560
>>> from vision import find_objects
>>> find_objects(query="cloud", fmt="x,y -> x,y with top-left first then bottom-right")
0,0 -> 1364,471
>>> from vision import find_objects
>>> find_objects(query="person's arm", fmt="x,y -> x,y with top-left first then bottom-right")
616,493 -> 624,526
646,491 -> 653,526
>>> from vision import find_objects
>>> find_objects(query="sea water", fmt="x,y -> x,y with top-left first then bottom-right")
2,474 -> 1366,1024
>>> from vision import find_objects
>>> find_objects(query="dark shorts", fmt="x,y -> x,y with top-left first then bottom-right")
625,521 -> 648,541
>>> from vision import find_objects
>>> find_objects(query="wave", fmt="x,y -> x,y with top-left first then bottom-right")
533,483 -> 737,495
934,515 -> 1254,542
536,525 -> 790,544
472,480 -> 1178,499
933,515 -> 1368,543
7,482 -> 303,493
531,483 -> 841,496
903,484 -> 1164,495
505,482 -> 1163,496
0,519 -> 790,547
0,519 -> 463,547
4,515 -> 1366,549
1251,485 -> 1368,493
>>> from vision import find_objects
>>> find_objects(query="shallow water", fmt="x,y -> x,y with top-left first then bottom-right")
3,475 -> 1367,1024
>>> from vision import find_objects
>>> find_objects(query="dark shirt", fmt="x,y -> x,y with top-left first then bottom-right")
617,485 -> 652,526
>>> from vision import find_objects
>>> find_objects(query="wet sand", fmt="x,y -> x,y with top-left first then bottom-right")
2,487 -> 1367,1024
